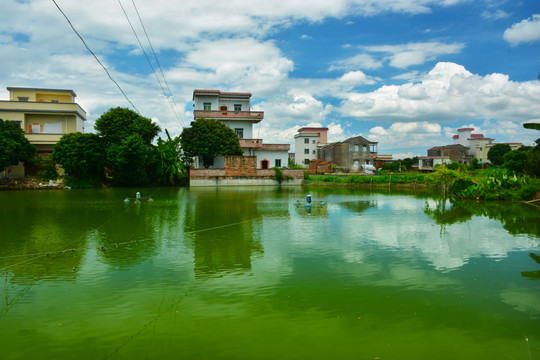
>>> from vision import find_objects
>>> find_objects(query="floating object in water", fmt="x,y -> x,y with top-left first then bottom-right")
320,201 -> 325,206
134,199 -> 141,204
124,197 -> 130,203
136,192 -> 141,201
148,197 -> 153,202
306,194 -> 312,203
296,199 -> 300,204
304,202 -> 311,208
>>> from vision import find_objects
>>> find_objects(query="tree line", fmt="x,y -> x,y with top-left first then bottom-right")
1,107 -> 243,188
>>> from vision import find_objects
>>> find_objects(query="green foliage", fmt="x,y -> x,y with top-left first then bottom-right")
526,149 -> 540,177
94,107 -> 160,147
36,155 -> 58,182
273,167 -> 284,184
288,157 -> 304,169
156,129 -> 186,185
470,157 -> 480,170
381,162 -> 400,172
445,161 -> 468,171
94,107 -> 160,186
0,118 -> 36,172
180,118 -> 243,168
502,149 -> 527,174
401,157 -> 418,170
487,144 -> 511,166
52,132 -> 105,188
110,134 -> 157,186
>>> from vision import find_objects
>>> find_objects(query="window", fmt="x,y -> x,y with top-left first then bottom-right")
18,97 -> 29,102
354,145 -> 359,152
304,149 -> 309,154
304,138 -> 309,144
51,100 -> 59,103
312,140 -> 316,144
234,104 -> 241,111
203,102 -> 211,110
10,120 -> 22,129
235,128 -> 244,138
304,159 -> 310,165
220,105 -> 228,111
312,150 -> 316,154
275,159 -> 281,167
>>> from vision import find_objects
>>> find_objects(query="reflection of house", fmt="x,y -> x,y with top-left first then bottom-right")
318,135 -> 378,172
294,127 -> 328,166
0,87 -> 86,177
193,89 -> 289,169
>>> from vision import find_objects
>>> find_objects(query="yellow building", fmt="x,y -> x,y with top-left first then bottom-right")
0,87 -> 86,177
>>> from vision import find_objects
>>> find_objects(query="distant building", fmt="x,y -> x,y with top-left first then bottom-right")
0,87 -> 86,177
308,159 -> 336,175
452,127 -> 494,162
318,135 -> 378,172
192,89 -> 289,169
294,127 -> 328,166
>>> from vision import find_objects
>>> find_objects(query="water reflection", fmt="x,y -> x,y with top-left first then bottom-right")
184,188 -> 266,276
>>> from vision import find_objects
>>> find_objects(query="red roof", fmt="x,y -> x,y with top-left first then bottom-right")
457,127 -> 475,132
470,134 -> 484,138
452,135 -> 459,139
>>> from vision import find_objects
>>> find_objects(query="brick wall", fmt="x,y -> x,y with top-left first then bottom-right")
189,155 -> 304,182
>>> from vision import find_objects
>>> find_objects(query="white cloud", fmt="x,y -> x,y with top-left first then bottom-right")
503,14 -> 540,46
363,42 -> 465,69
368,121 -> 445,153
300,34 -> 312,40
329,53 -> 382,71
481,9 -> 510,20
339,62 -> 540,124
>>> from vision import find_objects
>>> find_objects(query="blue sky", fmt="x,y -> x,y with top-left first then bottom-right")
1,0 -> 539,158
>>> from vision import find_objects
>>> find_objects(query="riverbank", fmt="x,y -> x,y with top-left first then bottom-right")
305,169 -> 540,201
0,177 -> 69,190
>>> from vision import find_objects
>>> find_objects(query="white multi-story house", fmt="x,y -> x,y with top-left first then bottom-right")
192,90 -> 289,169
294,127 -> 328,166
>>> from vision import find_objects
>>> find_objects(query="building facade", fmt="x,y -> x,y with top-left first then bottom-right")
318,135 -> 378,172
0,87 -> 86,177
192,90 -> 289,169
294,127 -> 328,166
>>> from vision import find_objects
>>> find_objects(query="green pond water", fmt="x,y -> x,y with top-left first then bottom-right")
0,186 -> 539,360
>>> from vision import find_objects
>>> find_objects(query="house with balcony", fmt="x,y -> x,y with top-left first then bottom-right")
192,89 -> 289,169
294,127 -> 328,166
0,87 -> 86,177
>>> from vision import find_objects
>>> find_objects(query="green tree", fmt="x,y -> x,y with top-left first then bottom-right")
401,157 -> 418,170
526,147 -> 540,177
52,132 -> 106,187
180,118 -> 243,168
94,107 -> 160,185
470,157 -> 480,170
94,107 -> 160,147
487,144 -> 511,166
0,119 -> 36,173
156,129 -> 186,185
502,149 -> 527,174
110,134 -> 157,186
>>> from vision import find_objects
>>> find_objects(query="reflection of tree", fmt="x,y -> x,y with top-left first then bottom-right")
184,189 -> 266,276
424,198 -> 540,239
521,253 -> 540,280
339,200 -> 375,214
423,198 -> 473,226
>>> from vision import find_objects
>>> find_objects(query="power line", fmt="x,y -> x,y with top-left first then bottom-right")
116,0 -> 185,127
51,0 -> 141,115
130,0 -> 186,128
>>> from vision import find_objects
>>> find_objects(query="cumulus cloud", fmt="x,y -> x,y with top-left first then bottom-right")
481,9 -> 509,20
368,121 -> 445,153
339,62 -> 540,123
503,14 -> 540,45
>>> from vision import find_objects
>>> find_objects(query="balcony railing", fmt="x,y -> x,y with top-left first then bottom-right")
194,110 -> 264,122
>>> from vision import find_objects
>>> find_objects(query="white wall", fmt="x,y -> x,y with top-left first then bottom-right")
255,150 -> 289,168
294,134 -> 319,166
221,120 -> 253,138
